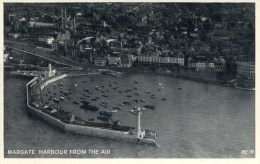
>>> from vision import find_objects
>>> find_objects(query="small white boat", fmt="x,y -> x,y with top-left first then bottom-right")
130,108 -> 144,114
100,103 -> 108,107
130,109 -> 137,114
43,105 -> 49,109
106,110 -> 118,113
53,97 -> 59,102
51,109 -> 58,113
140,107 -> 146,111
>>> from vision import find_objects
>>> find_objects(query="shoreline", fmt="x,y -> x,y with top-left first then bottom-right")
4,64 -> 255,91
108,67 -> 234,87
106,67 -> 256,90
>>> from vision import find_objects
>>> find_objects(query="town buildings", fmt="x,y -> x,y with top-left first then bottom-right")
4,3 -> 255,81
236,62 -> 255,80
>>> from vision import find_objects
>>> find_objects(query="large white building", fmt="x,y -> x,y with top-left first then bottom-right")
236,62 -> 255,80
189,62 -> 215,71
137,54 -> 184,66
188,56 -> 225,72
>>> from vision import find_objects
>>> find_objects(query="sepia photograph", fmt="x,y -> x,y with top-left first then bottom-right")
2,1 -> 256,159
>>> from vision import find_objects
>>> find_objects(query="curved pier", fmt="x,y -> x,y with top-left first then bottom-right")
26,73 -> 157,146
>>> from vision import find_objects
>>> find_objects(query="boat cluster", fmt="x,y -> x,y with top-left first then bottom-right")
44,78 -> 170,122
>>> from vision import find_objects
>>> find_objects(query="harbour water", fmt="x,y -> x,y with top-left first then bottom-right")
4,73 -> 255,158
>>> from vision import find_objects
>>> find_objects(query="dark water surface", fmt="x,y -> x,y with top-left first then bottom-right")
4,73 -> 255,158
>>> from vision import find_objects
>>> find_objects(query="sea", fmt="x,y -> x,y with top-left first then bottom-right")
4,73 -> 255,158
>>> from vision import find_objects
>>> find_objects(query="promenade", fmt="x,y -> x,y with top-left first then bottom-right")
5,40 -> 82,68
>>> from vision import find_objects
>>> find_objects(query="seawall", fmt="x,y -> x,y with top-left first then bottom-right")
26,74 -> 157,146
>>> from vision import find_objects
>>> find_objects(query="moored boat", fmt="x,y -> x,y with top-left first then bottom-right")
73,101 -> 80,104
144,105 -> 155,109
106,109 -> 118,113
100,102 -> 108,107
97,113 -> 110,121
98,110 -> 113,117
130,109 -> 137,114
123,101 -> 131,105
53,97 -> 59,103
113,106 -> 122,110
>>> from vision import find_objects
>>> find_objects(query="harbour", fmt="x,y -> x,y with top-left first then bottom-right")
4,73 -> 255,158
